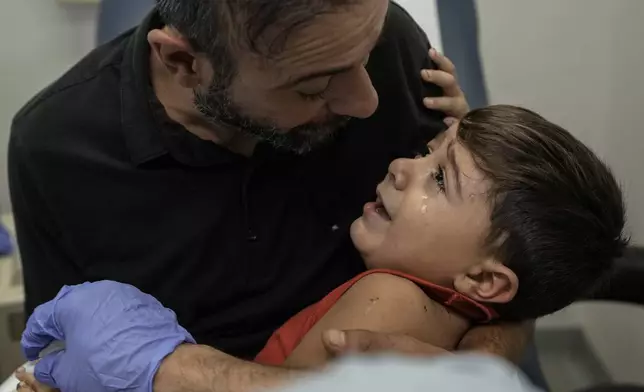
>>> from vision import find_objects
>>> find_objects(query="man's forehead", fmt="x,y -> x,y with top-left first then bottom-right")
252,0 -> 389,87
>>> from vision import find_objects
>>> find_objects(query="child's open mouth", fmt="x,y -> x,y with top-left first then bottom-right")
375,196 -> 392,221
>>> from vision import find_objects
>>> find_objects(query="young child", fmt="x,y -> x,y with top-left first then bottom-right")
253,104 -> 627,367
15,105 -> 627,391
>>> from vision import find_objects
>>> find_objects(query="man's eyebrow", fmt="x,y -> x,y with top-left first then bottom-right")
281,65 -> 354,88
280,24 -> 387,89
446,139 -> 462,198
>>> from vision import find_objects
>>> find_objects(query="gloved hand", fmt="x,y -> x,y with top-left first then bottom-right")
21,280 -> 196,392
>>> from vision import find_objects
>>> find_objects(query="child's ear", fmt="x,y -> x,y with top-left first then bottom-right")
453,260 -> 518,304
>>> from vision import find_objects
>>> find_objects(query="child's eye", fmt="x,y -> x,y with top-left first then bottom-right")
433,165 -> 446,193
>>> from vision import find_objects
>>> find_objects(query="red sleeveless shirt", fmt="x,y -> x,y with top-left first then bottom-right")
255,269 -> 497,365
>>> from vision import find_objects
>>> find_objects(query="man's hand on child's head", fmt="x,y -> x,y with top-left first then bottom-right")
322,329 -> 452,357
421,49 -> 470,121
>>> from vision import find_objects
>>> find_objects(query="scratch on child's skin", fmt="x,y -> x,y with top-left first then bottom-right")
364,296 -> 380,315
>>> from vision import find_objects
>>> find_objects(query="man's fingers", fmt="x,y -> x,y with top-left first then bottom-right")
423,96 -> 469,119
322,329 -> 379,355
429,48 -> 456,75
421,70 -> 461,98
422,49 -> 470,119
34,351 -> 64,388
444,116 -> 458,127
21,299 -> 66,361
323,329 -> 407,355
324,329 -> 453,357
322,329 -> 349,355
423,97 -> 465,116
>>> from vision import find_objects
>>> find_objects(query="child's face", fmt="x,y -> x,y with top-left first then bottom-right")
351,124 -> 493,285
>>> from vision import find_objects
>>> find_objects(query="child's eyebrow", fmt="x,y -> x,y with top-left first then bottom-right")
446,140 -> 462,198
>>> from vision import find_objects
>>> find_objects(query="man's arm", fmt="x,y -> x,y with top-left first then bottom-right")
457,321 -> 535,363
154,345 -> 301,392
22,281 -> 305,392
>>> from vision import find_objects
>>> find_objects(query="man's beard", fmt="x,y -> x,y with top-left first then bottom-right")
194,85 -> 351,155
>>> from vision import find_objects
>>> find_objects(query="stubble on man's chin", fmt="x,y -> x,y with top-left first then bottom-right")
193,88 -> 350,155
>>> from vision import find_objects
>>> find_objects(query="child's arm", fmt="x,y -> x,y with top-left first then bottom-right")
283,273 -> 470,369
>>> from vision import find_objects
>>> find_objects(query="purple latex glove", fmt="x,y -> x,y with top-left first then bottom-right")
21,280 -> 196,392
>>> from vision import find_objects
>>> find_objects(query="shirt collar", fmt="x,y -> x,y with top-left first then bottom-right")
119,10 -> 244,167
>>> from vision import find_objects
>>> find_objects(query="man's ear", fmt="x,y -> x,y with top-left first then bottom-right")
453,260 -> 518,304
147,28 -> 202,89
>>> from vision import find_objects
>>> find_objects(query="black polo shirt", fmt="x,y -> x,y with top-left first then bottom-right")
9,3 -> 445,359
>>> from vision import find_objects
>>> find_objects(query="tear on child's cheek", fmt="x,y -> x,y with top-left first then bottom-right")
420,195 -> 429,214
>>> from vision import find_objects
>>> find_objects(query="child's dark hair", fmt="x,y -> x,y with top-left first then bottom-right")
458,105 -> 628,321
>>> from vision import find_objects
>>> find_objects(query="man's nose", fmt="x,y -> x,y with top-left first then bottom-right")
326,67 -> 379,119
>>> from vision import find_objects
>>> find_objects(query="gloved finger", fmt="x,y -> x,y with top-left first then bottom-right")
21,299 -> 66,361
33,350 -> 65,389
421,69 -> 460,98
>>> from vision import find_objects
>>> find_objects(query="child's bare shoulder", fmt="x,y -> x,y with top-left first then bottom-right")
324,272 -> 447,332
285,272 -> 466,368
339,272 -> 433,310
